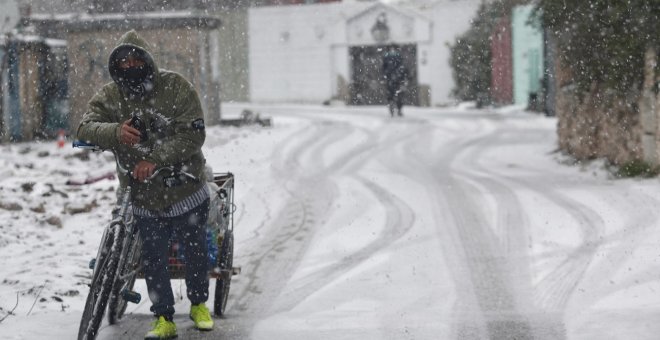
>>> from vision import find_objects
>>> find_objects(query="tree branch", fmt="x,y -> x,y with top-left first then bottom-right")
0,293 -> 20,324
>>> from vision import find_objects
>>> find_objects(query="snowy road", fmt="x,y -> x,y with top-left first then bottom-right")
3,104 -> 660,339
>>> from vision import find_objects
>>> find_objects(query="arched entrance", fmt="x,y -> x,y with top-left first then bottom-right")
349,44 -> 418,106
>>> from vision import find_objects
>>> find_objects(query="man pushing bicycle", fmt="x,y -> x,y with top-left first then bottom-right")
77,30 -> 213,339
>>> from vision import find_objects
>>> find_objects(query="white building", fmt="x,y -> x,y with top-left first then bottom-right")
248,0 -> 481,106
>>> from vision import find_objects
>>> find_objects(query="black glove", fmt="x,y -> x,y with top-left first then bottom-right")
129,115 -> 149,143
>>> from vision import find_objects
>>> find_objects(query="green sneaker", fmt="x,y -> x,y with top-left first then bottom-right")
190,303 -> 214,331
145,316 -> 177,339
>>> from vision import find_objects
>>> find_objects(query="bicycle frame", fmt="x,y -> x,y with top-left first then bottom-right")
110,185 -> 141,293
76,139 -> 239,337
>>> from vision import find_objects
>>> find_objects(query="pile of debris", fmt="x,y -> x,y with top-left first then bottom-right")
220,109 -> 272,127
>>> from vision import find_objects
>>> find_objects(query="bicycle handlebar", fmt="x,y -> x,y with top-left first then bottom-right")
72,140 -> 102,151
135,166 -> 197,183
72,140 -> 197,183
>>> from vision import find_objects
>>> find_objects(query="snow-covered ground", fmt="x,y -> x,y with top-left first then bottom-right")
1,103 -> 660,339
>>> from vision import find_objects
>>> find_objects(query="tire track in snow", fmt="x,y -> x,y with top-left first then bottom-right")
271,177 -> 416,314
229,122 -> 334,308
260,119 -> 425,313
448,128 -> 579,338
455,125 -> 660,339
456,130 -> 592,310
455,128 -> 604,313
221,118 -> 365,338
449,124 -> 660,334
399,121 -> 550,339
407,117 -> 660,340
231,116 -> 431,335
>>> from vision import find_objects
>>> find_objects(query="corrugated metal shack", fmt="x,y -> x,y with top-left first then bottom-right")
0,33 -> 67,142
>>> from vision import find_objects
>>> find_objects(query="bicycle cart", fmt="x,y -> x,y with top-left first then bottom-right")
74,141 -> 240,340
139,172 -> 239,315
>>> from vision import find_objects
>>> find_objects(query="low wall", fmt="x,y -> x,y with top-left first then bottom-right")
553,47 -> 656,165
556,86 -> 643,164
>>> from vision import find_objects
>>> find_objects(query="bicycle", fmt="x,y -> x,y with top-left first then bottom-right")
73,141 -> 238,340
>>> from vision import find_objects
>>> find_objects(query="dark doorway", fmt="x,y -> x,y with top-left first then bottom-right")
349,44 -> 418,106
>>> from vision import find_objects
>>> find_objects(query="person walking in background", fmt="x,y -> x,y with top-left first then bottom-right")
382,45 -> 409,117
77,30 -> 213,340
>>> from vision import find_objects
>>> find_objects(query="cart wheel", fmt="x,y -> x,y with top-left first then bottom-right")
214,232 -> 234,316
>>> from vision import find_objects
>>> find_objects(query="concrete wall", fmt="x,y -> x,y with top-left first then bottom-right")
217,8 -> 250,102
426,0 -> 481,106
249,3 -> 351,103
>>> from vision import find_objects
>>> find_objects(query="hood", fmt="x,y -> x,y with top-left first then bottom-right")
108,30 -> 159,99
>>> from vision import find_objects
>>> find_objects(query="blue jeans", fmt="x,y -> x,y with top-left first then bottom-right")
136,199 -> 210,319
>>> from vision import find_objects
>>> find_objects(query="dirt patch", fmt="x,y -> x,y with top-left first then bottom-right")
0,201 -> 22,211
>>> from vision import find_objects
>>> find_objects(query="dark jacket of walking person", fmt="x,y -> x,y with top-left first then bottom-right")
77,30 -> 214,339
382,46 -> 408,117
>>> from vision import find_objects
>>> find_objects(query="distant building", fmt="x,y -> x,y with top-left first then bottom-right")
248,0 -> 481,106
1,34 -> 68,141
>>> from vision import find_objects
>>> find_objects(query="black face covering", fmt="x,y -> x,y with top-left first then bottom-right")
121,65 -> 149,86
115,63 -> 154,97
109,46 -> 156,98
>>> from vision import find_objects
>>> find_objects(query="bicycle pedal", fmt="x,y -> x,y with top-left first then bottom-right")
89,258 -> 96,270
121,289 -> 141,304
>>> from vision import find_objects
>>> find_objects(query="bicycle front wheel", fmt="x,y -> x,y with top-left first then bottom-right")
108,233 -> 142,324
78,224 -> 124,340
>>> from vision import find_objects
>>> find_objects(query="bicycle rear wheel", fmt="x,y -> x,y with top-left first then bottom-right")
108,233 -> 142,324
78,224 -> 123,340
214,232 -> 233,316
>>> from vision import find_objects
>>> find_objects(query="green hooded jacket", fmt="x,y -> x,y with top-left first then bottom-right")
77,30 -> 207,211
